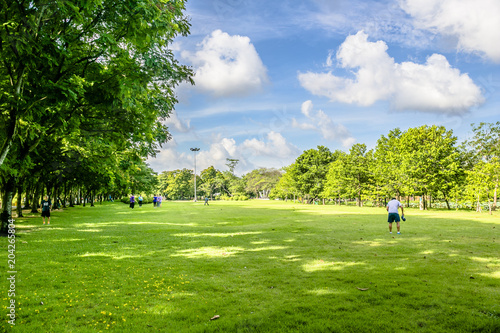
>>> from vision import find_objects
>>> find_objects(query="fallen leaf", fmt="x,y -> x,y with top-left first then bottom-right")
357,287 -> 369,291
210,315 -> 220,320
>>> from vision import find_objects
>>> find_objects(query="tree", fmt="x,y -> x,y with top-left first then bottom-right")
158,169 -> 193,200
199,166 -> 220,199
465,159 -> 500,213
342,144 -> 373,207
0,0 -> 192,167
288,146 -> 334,202
399,125 -> 463,209
322,156 -> 347,204
464,122 -> 500,210
244,168 -> 281,198
373,128 -> 407,201
322,145 -> 373,207
0,0 -> 193,232
270,166 -> 299,201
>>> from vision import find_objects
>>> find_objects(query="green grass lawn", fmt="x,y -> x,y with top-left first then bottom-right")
3,201 -> 500,332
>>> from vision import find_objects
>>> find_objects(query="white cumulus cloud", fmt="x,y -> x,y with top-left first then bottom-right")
181,29 -> 269,97
401,0 -> 500,63
241,131 -> 300,159
292,100 -> 356,148
149,133 -> 299,176
298,31 -> 484,114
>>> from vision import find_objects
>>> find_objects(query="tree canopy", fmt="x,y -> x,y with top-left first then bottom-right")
0,0 -> 194,232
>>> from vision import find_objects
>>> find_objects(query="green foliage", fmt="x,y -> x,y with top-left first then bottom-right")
270,166 -> 299,200
0,0 -> 193,232
244,168 -> 281,198
157,169 -> 194,200
199,166 -> 220,198
464,122 -> 500,211
218,194 -> 249,201
288,146 -> 335,200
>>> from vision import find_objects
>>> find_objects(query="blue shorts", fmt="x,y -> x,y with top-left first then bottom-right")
388,213 -> 400,223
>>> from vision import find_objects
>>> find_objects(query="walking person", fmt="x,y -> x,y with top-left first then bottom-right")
153,195 -> 157,208
386,197 -> 404,234
204,197 -> 209,206
157,195 -> 162,208
138,195 -> 143,207
41,196 -> 51,225
130,194 -> 135,209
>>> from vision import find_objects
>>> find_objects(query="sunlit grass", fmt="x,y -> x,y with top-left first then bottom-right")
3,200 -> 499,332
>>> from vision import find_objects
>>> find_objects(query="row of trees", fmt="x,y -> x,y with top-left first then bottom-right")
152,122 -> 498,213
0,0 -> 194,233
156,161 -> 282,200
272,123 -> 499,212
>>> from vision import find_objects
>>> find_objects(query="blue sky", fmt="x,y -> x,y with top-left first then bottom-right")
147,0 -> 500,175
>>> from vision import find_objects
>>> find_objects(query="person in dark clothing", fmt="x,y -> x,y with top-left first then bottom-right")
41,196 -> 51,225
130,195 -> 135,209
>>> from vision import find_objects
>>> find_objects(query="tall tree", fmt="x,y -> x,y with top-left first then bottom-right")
289,146 -> 334,202
464,122 -> 500,210
270,166 -> 299,201
199,166 -> 223,199
399,125 -> 463,209
373,128 -> 407,200
244,168 -> 281,198
0,0 -> 193,232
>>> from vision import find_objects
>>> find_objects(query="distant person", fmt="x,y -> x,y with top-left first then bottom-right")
130,194 -> 135,209
157,195 -> 162,207
204,197 -> 209,206
386,197 -> 404,234
153,195 -> 157,208
41,196 -> 51,225
138,195 -> 143,207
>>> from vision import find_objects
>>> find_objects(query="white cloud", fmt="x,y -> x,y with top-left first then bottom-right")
181,29 -> 269,97
147,139 -> 190,172
298,31 -> 484,114
291,118 -> 316,130
301,100 -> 314,117
163,110 -> 190,133
293,100 -> 356,148
241,131 -> 300,159
149,132 -> 299,176
401,0 -> 500,63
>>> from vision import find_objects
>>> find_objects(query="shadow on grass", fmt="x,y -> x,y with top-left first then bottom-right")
13,202 -> 500,332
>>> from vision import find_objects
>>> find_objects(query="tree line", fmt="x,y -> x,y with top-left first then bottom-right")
272,123 -> 499,212
155,162 -> 281,201
151,122 -> 499,214
0,0 -> 194,233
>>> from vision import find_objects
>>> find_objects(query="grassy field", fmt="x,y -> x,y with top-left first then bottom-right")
3,200 -> 499,332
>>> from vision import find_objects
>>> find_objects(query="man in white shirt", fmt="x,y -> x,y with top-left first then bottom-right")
386,197 -> 404,234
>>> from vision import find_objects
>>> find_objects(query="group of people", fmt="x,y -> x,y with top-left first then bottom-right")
129,194 -> 163,208
153,195 -> 163,207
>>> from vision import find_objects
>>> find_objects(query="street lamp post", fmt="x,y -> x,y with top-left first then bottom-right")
190,148 -> 200,202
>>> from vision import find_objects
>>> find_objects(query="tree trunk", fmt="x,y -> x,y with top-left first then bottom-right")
24,192 -> 31,210
1,176 -> 16,234
16,185 -> 23,218
31,185 -> 41,213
